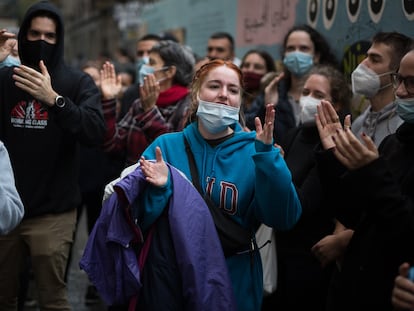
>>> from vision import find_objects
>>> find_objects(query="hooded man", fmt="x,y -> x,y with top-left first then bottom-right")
0,1 -> 105,309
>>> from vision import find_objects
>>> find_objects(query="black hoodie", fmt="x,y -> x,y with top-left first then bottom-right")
18,1 -> 64,71
0,1 -> 106,218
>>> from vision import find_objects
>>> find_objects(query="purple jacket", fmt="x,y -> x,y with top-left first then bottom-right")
79,164 -> 236,310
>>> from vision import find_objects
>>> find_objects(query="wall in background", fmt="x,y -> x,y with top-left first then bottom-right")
139,0 -> 414,76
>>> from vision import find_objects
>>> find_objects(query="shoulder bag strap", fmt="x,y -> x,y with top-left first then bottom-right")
184,136 -> 203,194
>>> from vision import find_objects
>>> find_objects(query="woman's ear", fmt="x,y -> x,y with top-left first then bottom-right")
166,65 -> 177,78
313,52 -> 320,65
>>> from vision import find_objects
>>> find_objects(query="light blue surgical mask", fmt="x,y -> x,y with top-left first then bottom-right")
283,51 -> 313,76
196,99 -> 240,134
396,96 -> 414,124
138,64 -> 154,86
135,56 -> 149,80
138,65 -> 169,86
0,55 -> 20,68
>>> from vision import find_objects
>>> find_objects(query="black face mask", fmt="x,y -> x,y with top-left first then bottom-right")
21,40 -> 55,71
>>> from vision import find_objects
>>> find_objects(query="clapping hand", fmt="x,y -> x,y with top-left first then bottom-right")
315,100 -> 344,150
139,74 -> 160,112
100,61 -> 122,100
264,72 -> 284,106
255,103 -> 275,145
139,147 -> 168,187
13,60 -> 57,106
315,100 -> 379,170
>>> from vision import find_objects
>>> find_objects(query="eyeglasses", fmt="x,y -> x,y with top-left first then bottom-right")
390,73 -> 414,95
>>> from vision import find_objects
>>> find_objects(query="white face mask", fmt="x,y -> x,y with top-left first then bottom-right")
299,95 -> 320,126
196,99 -> 240,134
351,63 -> 392,98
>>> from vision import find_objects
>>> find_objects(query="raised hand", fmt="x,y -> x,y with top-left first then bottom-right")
0,29 -> 16,62
315,100 -> 346,150
264,72 -> 284,106
316,100 -> 379,169
139,147 -> 168,187
331,124 -> 379,170
100,61 -> 122,100
139,74 -> 160,112
255,103 -> 275,145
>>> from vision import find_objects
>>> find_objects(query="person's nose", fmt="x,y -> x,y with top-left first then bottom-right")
396,81 -> 408,98
209,51 -> 218,59
218,87 -> 228,100
360,58 -> 369,67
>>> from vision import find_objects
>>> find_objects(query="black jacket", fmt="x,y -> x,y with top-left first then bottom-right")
316,122 -> 414,311
273,125 -> 335,310
0,1 -> 106,218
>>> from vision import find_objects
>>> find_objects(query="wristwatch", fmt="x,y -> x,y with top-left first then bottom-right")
55,95 -> 65,108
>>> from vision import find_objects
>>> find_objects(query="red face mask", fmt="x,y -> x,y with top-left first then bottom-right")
243,72 -> 264,93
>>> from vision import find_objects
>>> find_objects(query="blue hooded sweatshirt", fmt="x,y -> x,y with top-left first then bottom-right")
141,121 -> 302,311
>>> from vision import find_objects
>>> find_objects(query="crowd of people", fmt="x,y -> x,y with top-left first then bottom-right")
0,1 -> 414,311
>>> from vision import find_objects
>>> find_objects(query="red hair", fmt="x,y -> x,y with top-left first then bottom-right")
188,59 -> 243,121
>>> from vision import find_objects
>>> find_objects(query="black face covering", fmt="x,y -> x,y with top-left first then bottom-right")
21,40 -> 55,71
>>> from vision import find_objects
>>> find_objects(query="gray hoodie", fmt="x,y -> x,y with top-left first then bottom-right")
0,141 -> 24,234
352,101 -> 403,147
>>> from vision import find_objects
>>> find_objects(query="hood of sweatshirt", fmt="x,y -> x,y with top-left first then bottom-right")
18,1 -> 64,71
